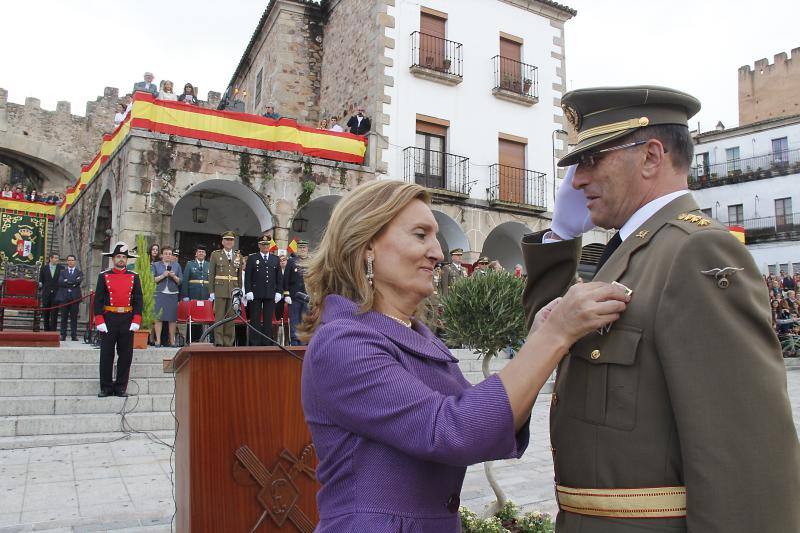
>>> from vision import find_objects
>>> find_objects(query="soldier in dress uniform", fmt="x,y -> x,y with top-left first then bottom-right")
180,244 -> 210,342
93,242 -> 143,397
288,239 -> 308,346
471,256 -> 490,277
522,86 -> 800,532
439,248 -> 465,299
243,234 -> 283,345
208,231 -> 242,346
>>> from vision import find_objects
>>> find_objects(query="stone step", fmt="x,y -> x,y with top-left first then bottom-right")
0,429 -> 174,450
0,376 -> 175,396
0,393 -> 174,416
0,362 -> 168,380
0,347 -> 172,364
0,411 -> 175,438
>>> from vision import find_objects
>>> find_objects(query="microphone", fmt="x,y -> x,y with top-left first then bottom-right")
295,292 -> 310,305
231,288 -> 243,313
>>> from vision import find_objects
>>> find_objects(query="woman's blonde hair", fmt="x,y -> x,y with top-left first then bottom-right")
298,180 -> 431,342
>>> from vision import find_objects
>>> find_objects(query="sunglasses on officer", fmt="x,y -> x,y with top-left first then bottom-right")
577,139 -> 667,168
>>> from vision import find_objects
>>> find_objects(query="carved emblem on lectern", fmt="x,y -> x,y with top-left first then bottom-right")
234,444 -> 316,532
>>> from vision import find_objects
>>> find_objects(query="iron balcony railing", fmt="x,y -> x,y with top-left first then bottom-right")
689,148 -> 800,189
491,56 -> 538,100
737,212 -> 800,244
410,32 -> 463,78
403,146 -> 470,195
488,164 -> 546,209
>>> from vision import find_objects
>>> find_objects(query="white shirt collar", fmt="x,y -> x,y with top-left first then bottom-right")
619,190 -> 690,242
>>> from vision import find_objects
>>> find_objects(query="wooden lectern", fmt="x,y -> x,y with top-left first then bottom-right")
169,345 -> 319,532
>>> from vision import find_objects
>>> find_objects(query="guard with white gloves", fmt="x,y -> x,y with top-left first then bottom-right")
93,242 -> 143,398
243,234 -> 284,346
208,231 -> 242,346
549,164 -> 595,240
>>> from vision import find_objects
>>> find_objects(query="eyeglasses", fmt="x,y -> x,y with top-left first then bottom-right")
576,140 -> 649,168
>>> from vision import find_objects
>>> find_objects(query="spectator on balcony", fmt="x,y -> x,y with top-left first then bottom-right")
133,72 -> 159,97
158,80 -> 178,101
328,116 -> 344,133
1,184 -> 12,198
27,189 -> 41,203
346,108 -> 371,135
262,105 -> 281,120
12,184 -> 24,200
178,83 -> 198,105
114,103 -> 127,126
317,118 -> 329,130
58,192 -> 66,205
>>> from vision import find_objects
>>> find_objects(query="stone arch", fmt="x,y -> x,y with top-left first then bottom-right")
431,210 -> 469,256
171,179 -> 274,260
481,221 -> 533,272
290,195 -> 342,248
90,190 -> 113,274
0,133 -> 81,191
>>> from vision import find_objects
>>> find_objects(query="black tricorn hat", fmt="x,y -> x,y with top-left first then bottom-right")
103,241 -> 138,258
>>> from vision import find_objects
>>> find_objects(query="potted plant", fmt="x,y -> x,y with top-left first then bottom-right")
441,58 -> 452,72
501,73 -> 513,91
460,501 -> 554,533
441,271 -> 527,516
522,77 -> 533,94
132,234 -> 160,349
780,334 -> 800,358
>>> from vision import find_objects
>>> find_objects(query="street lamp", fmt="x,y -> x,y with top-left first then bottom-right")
714,201 -> 721,221
552,129 -> 568,208
754,195 -> 760,218
192,194 -> 208,224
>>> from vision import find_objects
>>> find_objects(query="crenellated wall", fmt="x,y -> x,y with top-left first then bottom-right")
738,48 -> 800,126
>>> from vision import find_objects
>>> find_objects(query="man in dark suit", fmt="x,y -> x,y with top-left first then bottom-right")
56,254 -> 83,341
346,108 -> 371,135
39,253 -> 63,331
133,72 -> 159,97
243,235 -> 283,345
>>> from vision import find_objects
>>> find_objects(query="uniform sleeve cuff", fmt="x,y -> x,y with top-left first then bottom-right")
132,315 -> 142,326
94,315 -> 105,326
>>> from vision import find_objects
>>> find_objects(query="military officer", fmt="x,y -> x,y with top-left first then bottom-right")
288,239 -> 308,345
471,256 -> 490,276
522,86 -> 800,532
208,231 -> 243,346
439,248 -> 465,299
180,244 -> 210,342
93,242 -> 143,397
243,234 -> 283,345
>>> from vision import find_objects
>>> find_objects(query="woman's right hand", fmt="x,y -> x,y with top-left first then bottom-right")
539,281 -> 630,346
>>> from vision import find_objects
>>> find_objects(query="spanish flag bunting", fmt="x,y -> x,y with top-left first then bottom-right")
287,239 -> 298,255
269,239 -> 279,253
729,225 -> 745,244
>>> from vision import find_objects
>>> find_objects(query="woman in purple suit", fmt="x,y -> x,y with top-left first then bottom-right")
300,180 -> 629,532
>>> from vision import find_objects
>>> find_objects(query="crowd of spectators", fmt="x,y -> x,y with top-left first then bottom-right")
0,182 -> 64,205
766,271 -> 800,353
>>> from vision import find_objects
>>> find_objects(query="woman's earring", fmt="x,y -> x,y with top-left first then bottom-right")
366,255 -> 374,287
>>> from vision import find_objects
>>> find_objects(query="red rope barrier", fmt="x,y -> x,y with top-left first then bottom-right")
0,291 -> 95,311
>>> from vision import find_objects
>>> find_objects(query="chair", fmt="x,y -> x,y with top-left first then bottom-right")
187,300 -> 216,345
0,278 -> 41,331
176,300 -> 191,345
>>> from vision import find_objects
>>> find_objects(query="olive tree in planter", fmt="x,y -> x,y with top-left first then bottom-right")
132,235 -> 160,349
441,271 -> 527,516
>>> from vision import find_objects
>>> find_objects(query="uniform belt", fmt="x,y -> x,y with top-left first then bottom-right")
214,276 -> 238,281
189,280 -> 209,284
104,306 -> 133,313
555,484 -> 687,519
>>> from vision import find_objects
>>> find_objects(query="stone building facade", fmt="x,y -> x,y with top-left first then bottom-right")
739,48 -> 800,126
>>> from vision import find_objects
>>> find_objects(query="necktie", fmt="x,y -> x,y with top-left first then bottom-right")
263,254 -> 267,261
69,269 -> 73,275
596,232 -> 622,271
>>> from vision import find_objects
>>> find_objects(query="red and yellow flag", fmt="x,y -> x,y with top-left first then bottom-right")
269,239 -> 279,253
287,239 -> 298,255
729,225 -> 745,244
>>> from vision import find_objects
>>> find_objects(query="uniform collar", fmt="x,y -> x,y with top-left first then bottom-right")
320,294 -> 457,363
619,190 -> 689,242
111,267 -> 127,274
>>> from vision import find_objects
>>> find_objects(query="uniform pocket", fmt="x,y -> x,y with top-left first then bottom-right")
565,325 -> 643,430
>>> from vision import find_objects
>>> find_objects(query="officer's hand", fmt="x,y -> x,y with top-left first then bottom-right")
551,165 -> 595,239
245,292 -> 254,301
540,281 -> 630,345
284,296 -> 292,305
530,297 -> 562,334
274,293 -> 282,303
129,323 -> 140,332
97,323 -> 108,333
209,293 -> 215,302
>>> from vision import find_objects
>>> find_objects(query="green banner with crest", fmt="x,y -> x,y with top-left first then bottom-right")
0,210 -> 48,267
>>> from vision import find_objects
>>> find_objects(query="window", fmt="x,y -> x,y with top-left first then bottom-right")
498,136 -> 526,203
792,262 -> 800,275
728,204 -> 744,225
775,197 -> 793,228
415,119 -> 447,189
701,208 -> 713,218
725,146 -> 740,172
696,152 -> 709,175
768,264 -> 778,276
254,68 -> 263,108
498,37 -> 522,92
772,137 -> 788,165
419,10 -> 447,70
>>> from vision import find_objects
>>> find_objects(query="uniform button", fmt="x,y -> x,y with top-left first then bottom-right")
446,493 -> 460,513
551,393 -> 558,406
590,349 -> 601,360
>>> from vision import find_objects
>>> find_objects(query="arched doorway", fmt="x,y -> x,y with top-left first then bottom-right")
481,221 -> 533,272
171,180 -> 273,264
290,195 -> 341,248
91,191 -> 113,274
432,210 -> 469,257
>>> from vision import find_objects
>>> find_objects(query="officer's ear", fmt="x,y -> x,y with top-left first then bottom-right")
641,139 -> 665,180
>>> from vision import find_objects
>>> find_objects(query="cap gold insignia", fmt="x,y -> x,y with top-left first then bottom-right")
638,116 -> 650,127
701,267 -> 744,289
678,213 -> 711,226
635,230 -> 649,239
562,104 -> 581,130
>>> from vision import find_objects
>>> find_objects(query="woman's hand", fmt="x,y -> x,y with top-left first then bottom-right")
530,297 -> 562,334
539,282 -> 630,346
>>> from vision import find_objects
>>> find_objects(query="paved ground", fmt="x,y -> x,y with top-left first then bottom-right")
1,369 -> 798,532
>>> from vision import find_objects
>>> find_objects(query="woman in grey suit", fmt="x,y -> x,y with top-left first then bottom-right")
150,246 -> 182,347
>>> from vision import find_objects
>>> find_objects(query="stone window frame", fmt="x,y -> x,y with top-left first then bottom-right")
254,68 -> 263,108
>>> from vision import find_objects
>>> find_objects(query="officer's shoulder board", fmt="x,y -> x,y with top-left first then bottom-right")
667,212 -> 720,235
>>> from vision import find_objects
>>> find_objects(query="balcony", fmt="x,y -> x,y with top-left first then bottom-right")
491,56 -> 539,106
689,148 -> 800,189
739,212 -> 800,244
403,146 -> 470,198
488,164 -> 546,211
409,32 -> 463,86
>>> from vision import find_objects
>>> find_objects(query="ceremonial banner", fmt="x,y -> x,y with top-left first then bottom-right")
0,211 -> 48,266
729,225 -> 745,244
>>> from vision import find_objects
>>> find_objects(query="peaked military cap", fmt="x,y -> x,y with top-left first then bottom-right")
558,85 -> 701,167
450,248 -> 464,255
103,241 -> 137,258
297,239 -> 309,246
221,231 -> 236,239
477,256 -> 490,264
258,235 -> 272,245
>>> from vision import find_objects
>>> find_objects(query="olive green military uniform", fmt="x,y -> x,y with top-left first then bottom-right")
522,85 -> 800,532
440,262 -> 466,299
208,241 -> 242,346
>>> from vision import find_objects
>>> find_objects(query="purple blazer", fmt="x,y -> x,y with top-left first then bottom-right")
302,295 -> 529,532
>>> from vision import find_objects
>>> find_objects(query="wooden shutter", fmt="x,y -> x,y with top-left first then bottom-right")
419,12 -> 447,69
498,138 -> 526,203
499,37 -> 522,91
416,119 -> 447,137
